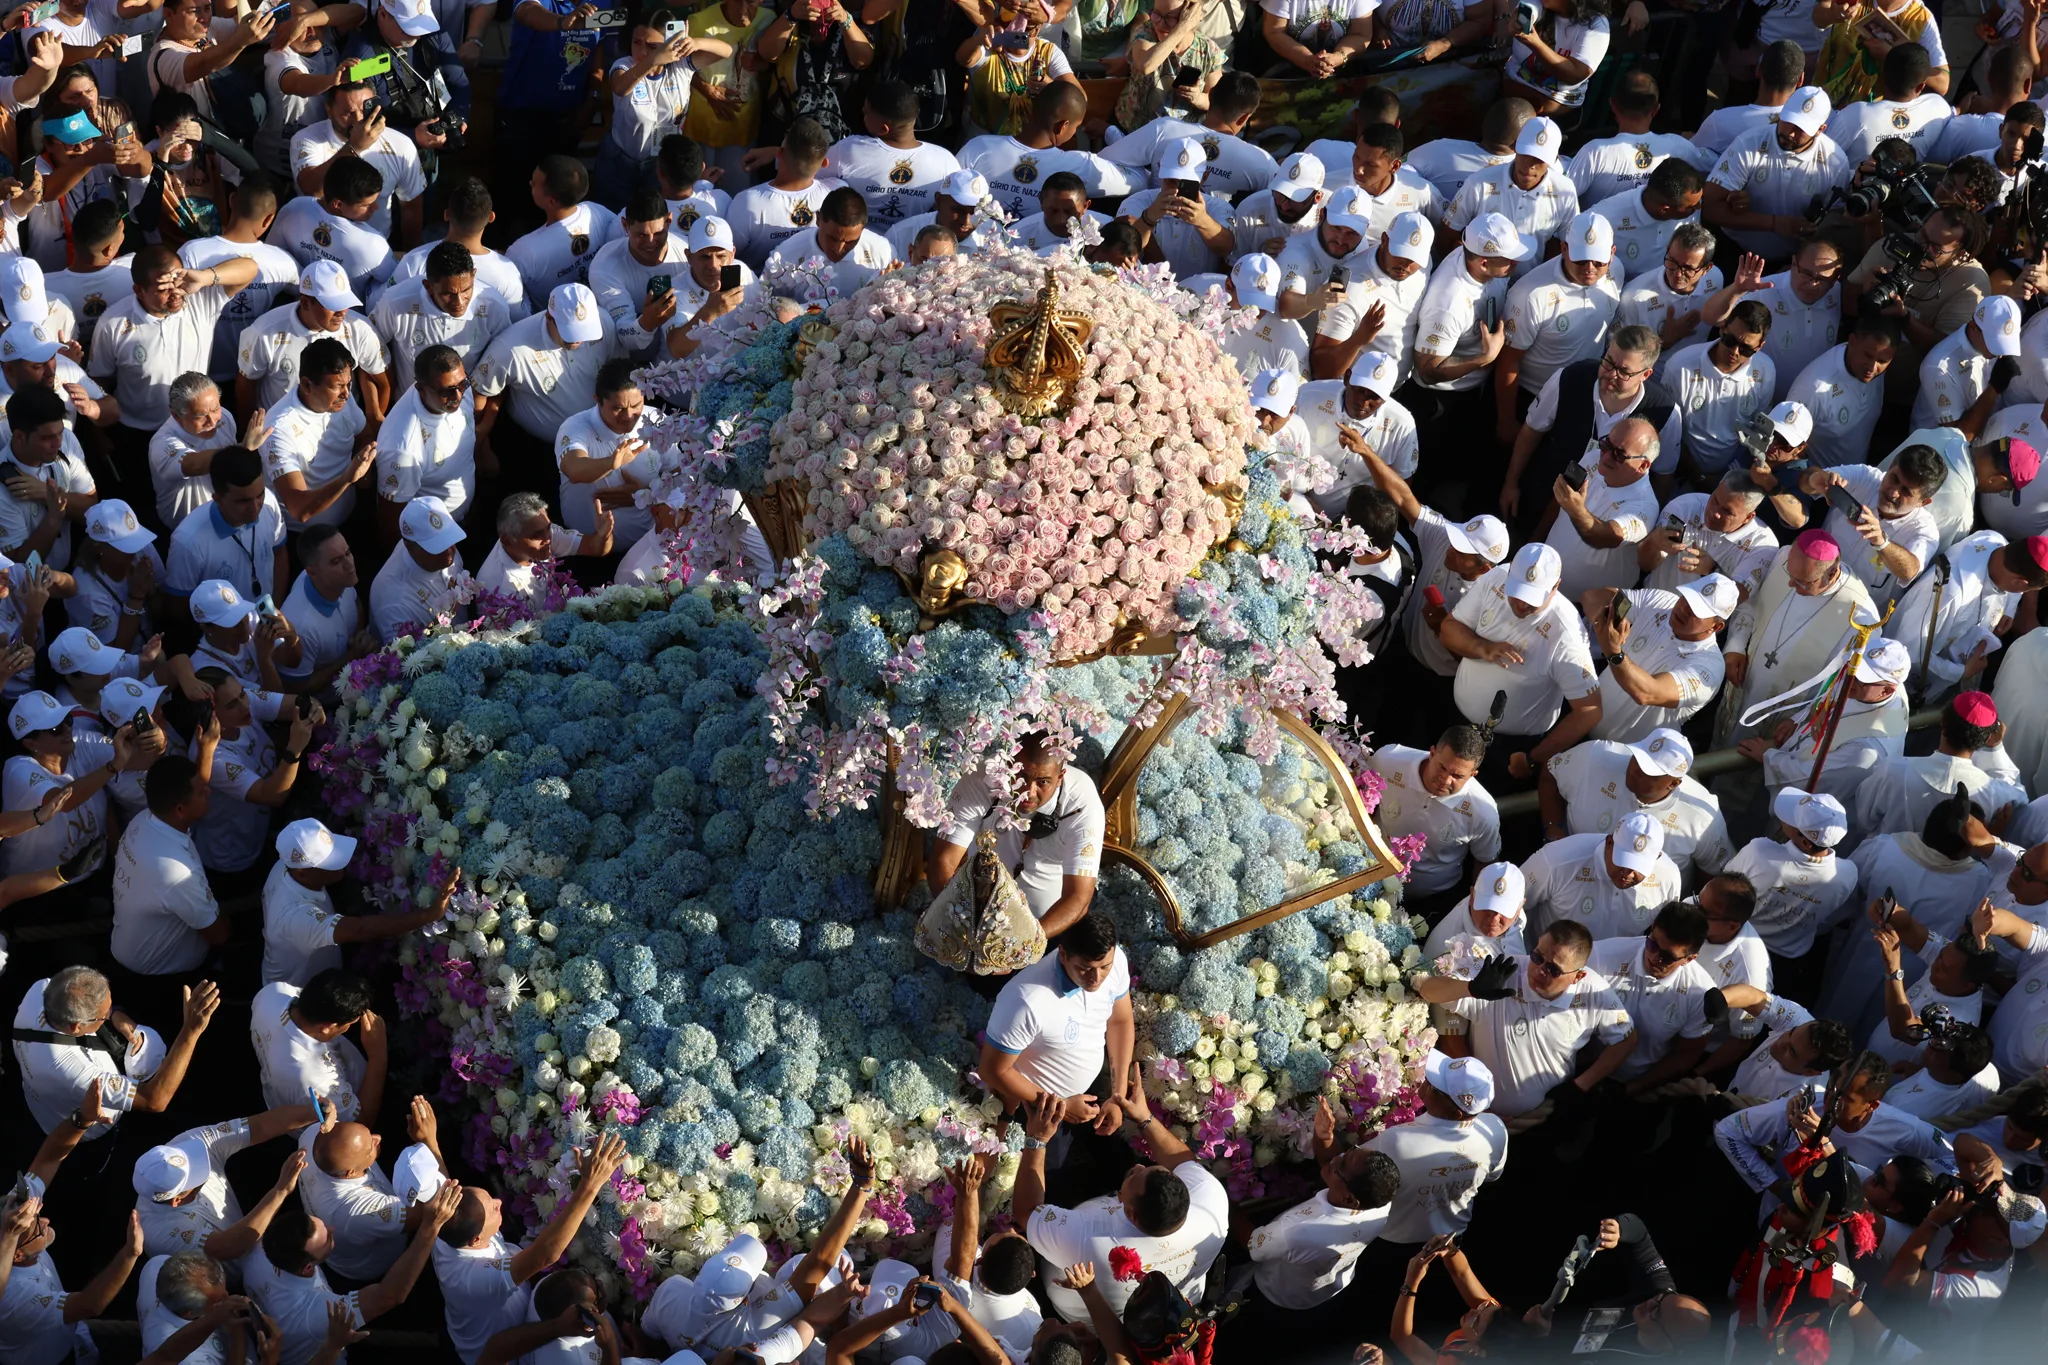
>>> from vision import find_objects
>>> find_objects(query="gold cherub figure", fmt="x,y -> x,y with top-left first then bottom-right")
985,268 -> 1095,417
913,548 -> 972,622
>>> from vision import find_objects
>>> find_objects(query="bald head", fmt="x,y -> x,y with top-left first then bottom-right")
1035,81 -> 1088,130
314,1122 -> 379,1177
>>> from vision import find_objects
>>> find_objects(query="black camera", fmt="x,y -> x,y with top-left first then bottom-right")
426,117 -> 466,153
1861,231 -> 1931,314
1809,140 -> 1943,233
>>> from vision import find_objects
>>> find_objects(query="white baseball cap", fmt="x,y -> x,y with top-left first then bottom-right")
381,0 -> 440,35
0,320 -> 58,364
1270,151 -> 1325,200
1676,572 -> 1740,622
1767,401 -> 1814,448
1504,542 -> 1560,605
641,1275 -> 699,1356
298,259 -> 361,312
0,255 -> 50,325
1462,211 -> 1530,262
1249,368 -> 1300,418
400,495 -> 465,553
1156,136 -> 1207,184
940,170 -> 990,206
1422,1048 -> 1495,1114
850,1258 -> 920,1323
1384,210 -> 1434,266
2007,1193 -> 2047,1250
190,579 -> 257,627
277,817 -> 358,872
1772,786 -> 1847,848
85,499 -> 155,553
1976,295 -> 2022,358
1629,728 -> 1694,778
1610,810 -> 1667,873
1779,86 -> 1832,137
1346,351 -> 1399,399
1323,185 -> 1373,235
1853,636 -> 1911,684
1231,252 -> 1282,313
8,690 -> 68,740
133,1135 -> 213,1202
1470,861 -> 1525,917
1564,211 -> 1614,264
50,627 -> 116,677
548,283 -> 604,345
393,1141 -> 447,1206
694,1233 -> 769,1306
687,215 -> 736,254
1444,514 -> 1510,564
100,675 -> 166,728
1514,116 -> 1563,164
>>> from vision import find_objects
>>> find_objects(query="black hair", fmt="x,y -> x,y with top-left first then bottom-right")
425,240 -> 474,282
2007,101 -> 2048,132
299,524 -> 346,562
927,1346 -> 980,1365
1881,42 -> 1933,100
1356,87 -> 1401,126
1209,70 -> 1261,123
1094,218 -> 1144,258
1706,872 -> 1757,922
1891,443 -> 1949,495
1544,918 -> 1594,960
144,755 -> 201,817
438,1189 -> 486,1247
2008,1089 -> 2048,1137
979,1233 -> 1036,1293
1921,785 -> 1985,860
595,358 -> 641,401
1852,311 -> 1906,348
536,153 -> 588,207
1059,911 -> 1118,963
1726,299 -> 1773,338
1343,486 -> 1399,551
261,1206 -> 318,1274
209,445 -> 262,496
531,1269 -> 597,1319
1807,1018 -> 1854,1071
323,155 -> 384,206
1130,1167 -> 1191,1235
1040,171 -> 1087,200
819,186 -> 869,228
657,134 -> 707,188
1652,900 -> 1709,954
324,77 -> 372,107
1939,1021 -> 1994,1076
298,337 -> 354,385
230,170 -> 283,225
1645,156 -> 1704,201
71,198 -> 125,249
1611,68 -> 1659,117
782,116 -> 832,163
446,176 -> 494,233
1943,157 -> 2006,215
298,969 -> 375,1026
1438,724 -> 1485,763
149,88 -> 200,133
1356,122 -> 1404,158
414,344 -> 462,387
865,77 -> 920,125
5,385 -> 65,437
1886,1154 -> 1942,1224
1033,1341 -> 1085,1365
1760,38 -> 1806,88
1940,697 -> 2000,753
1345,1149 -> 1401,1209
623,186 -> 670,225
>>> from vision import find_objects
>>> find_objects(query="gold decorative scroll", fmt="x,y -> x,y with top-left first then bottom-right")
986,268 -> 1094,418
743,475 -> 812,568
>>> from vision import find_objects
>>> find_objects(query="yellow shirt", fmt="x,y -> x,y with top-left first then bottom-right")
681,3 -> 774,148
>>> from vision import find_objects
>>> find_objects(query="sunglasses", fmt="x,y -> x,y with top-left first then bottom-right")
1719,335 -> 1761,358
427,376 -> 472,400
1527,951 -> 1573,981
1599,435 -> 1651,465
2017,856 -> 2048,887
1642,933 -> 1694,967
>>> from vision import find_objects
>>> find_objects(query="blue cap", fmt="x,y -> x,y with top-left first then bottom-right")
42,110 -> 101,145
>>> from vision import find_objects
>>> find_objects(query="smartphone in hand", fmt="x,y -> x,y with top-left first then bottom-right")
1560,461 -> 1590,493
1825,482 -> 1867,524
720,263 -> 743,290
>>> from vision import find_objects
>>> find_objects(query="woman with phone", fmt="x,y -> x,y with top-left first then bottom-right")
955,0 -> 1076,139
1111,0 -> 1222,130
756,0 -> 874,144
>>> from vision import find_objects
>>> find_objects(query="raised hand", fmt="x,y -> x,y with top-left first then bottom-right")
1468,954 -> 1518,1000
182,980 -> 221,1032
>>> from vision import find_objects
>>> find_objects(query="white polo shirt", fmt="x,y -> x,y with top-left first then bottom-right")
1616,263 -> 1724,358
1025,1158 -> 1228,1321
1504,256 -> 1622,397
1975,403 -> 2048,541
370,543 -> 470,644
1116,120 -> 1282,199
1645,492 -> 1779,599
1730,994 -> 1816,1099
1699,923 -> 1772,992
1364,744 -> 1501,896
588,232 -> 691,359
88,285 -> 232,431
279,571 -> 358,688
1546,451 -> 1660,601
1449,562 -> 1600,735
1789,344 -> 1886,469
263,858 -> 343,988
148,412 -> 242,531
1824,93 -> 1951,166
1707,123 -> 1852,258
194,722 -> 282,874
1592,188 -> 1706,286
0,1249 -> 95,1365
958,137 -> 1136,221
1746,274 -> 1841,403
473,310 -> 615,445
937,766 -> 1105,922
179,236 -> 304,379
1248,1191 -> 1390,1310
1295,381 -> 1421,500
289,121 -> 427,240
376,385 -> 476,519
244,1247 -> 363,1365
1567,132 -> 1705,206
1822,462 -> 1938,601
1360,1110 -> 1510,1241
1546,739 -> 1735,875
1695,103 -> 1784,160
1403,507 -> 1490,678
165,495 -> 289,601
432,1235 -> 519,1365
267,198 -> 397,302
1586,937 -> 1718,1079
824,134 -> 960,226
1443,161 -> 1580,281
369,280 -> 515,398
389,242 -> 528,320
0,446 -> 95,569
554,405 -> 656,546
252,979 -> 367,1119
1315,248 -> 1429,385
111,811 -> 221,977
1413,249 -> 1511,393
928,1219 -> 1041,1358
3,740 -> 112,880
262,390 -> 368,531
296,1123 -> 405,1281
1666,342 -> 1777,474
1228,189 -> 1322,261
1587,589 -> 1727,742
136,1117 -> 251,1258
1521,830 -> 1683,940
11,977 -> 162,1138
45,256 -> 136,354
1222,312 -> 1311,382
476,529 -> 580,605
503,204 -> 624,311
984,946 -> 1129,1100
1445,961 -> 1634,1115
1911,325 -> 1993,432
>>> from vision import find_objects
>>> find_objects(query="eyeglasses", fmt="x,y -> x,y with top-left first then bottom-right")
2017,856 -> 2048,887
1792,263 -> 1840,284
1662,256 -> 1709,278
1719,335 -> 1762,358
1599,435 -> 1652,465
1527,951 -> 1572,981
1600,354 -> 1651,379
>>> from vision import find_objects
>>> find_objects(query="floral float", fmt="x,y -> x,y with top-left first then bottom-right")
322,247 -> 1439,1301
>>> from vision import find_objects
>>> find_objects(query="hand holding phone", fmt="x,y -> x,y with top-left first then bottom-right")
1560,461 -> 1589,494
344,51 -> 393,82
719,263 -> 743,291
1824,482 -> 1867,525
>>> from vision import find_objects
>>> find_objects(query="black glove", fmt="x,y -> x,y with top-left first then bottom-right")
1468,954 -> 1518,1000
1702,987 -> 1728,1028
1991,355 -> 2022,394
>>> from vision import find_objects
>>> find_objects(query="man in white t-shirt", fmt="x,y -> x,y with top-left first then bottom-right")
264,819 -> 457,988
291,83 -> 429,241
1442,540 -> 1602,762
1308,213 -> 1433,387
826,82 -> 960,227
1546,414 -> 1663,602
1418,918 -> 1638,1117
1565,72 -> 1707,205
237,260 -> 391,422
370,242 -> 515,398
12,966 -> 215,1139
931,731 -> 1105,935
1520,811 -> 1684,939
132,1103 -> 321,1262
1801,445 -> 1943,602
505,153 -> 624,311
1666,301 -> 1778,477
1413,212 -> 1525,399
763,186 -> 896,300
1361,1051 -> 1509,1246
1245,1096 -> 1400,1314
267,158 -> 400,301
1735,240 -> 1845,404
1014,1077 -> 1229,1323
1581,575 -> 1738,744
1587,900 -> 1722,1087
377,344 -> 478,532
979,914 -> 1133,1163
1497,208 -> 1621,442
1912,293 -> 2021,434
251,968 -> 384,1122
724,117 -> 843,269
1704,87 -> 1853,262
111,751 -> 224,979
473,282 -> 611,449
475,489 -> 612,605
1787,314 -> 1903,469
1294,354 -> 1420,510
1540,728 -> 1736,877
370,494 -> 472,643
1444,116 -> 1579,283
1365,727 -> 1501,899
1823,42 -> 1952,165
1610,212 -> 1718,354
261,336 -> 376,532
1727,787 -> 1856,966
1641,466 -> 1782,599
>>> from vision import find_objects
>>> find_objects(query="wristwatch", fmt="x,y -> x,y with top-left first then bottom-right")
1603,651 -> 1625,668
1886,968 -> 1906,982
1022,1135 -> 1048,1150
67,1107 -> 92,1130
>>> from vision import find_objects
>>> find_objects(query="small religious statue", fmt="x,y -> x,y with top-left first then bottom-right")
910,547 -> 973,627
986,268 -> 1094,417
1202,478 -> 1250,552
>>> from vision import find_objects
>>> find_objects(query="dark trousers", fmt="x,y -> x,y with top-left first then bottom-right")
106,424 -> 158,536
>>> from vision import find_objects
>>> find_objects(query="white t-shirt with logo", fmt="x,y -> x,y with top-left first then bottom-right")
1025,1157 -> 1228,1321
87,286 -> 231,431
1544,450 -> 1659,601
1503,255 -> 1623,396
504,204 -> 625,311
938,766 -> 1106,922
261,390 -> 368,530
1547,738 -> 1735,875
1566,133 -> 1707,206
1261,0 -> 1378,49
824,135 -> 961,226
1445,960 -> 1634,1115
1505,12 -> 1611,107
1825,93 -> 1952,166
376,385 -> 477,519
1413,249 -> 1512,393
1364,743 -> 1501,896
289,121 -> 428,239
1449,562 -> 1600,734
1444,160 -> 1581,280
984,946 -> 1130,1100
1644,491 -> 1779,599
1586,589 -> 1727,742
370,279 -> 515,397
238,304 -> 389,411
473,310 -> 615,445
267,198 -> 397,302
111,810 -> 221,976
959,136 -> 1138,220
263,857 -> 344,987
1821,462 -> 1938,600
1362,1108 -> 1509,1241
251,979 -> 367,1119
723,178 -> 842,270
1707,122 -> 1852,258
606,56 -> 695,160
1248,1191 -> 1390,1310
1521,830 -> 1683,940
1590,187 -> 1707,288
1665,341 -> 1777,474
1586,937 -> 1718,1079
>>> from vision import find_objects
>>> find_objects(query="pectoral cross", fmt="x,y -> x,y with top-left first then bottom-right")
1763,649 -> 1780,669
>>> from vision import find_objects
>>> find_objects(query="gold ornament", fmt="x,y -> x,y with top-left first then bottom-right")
985,268 -> 1094,417
912,547 -> 972,621
791,317 -> 837,372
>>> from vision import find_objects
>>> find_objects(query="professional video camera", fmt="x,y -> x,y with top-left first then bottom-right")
1807,140 -> 1945,314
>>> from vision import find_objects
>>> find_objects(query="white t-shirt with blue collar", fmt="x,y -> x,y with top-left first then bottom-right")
984,946 -> 1130,1099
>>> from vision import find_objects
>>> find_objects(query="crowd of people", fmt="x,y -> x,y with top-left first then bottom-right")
0,0 -> 2047,1360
